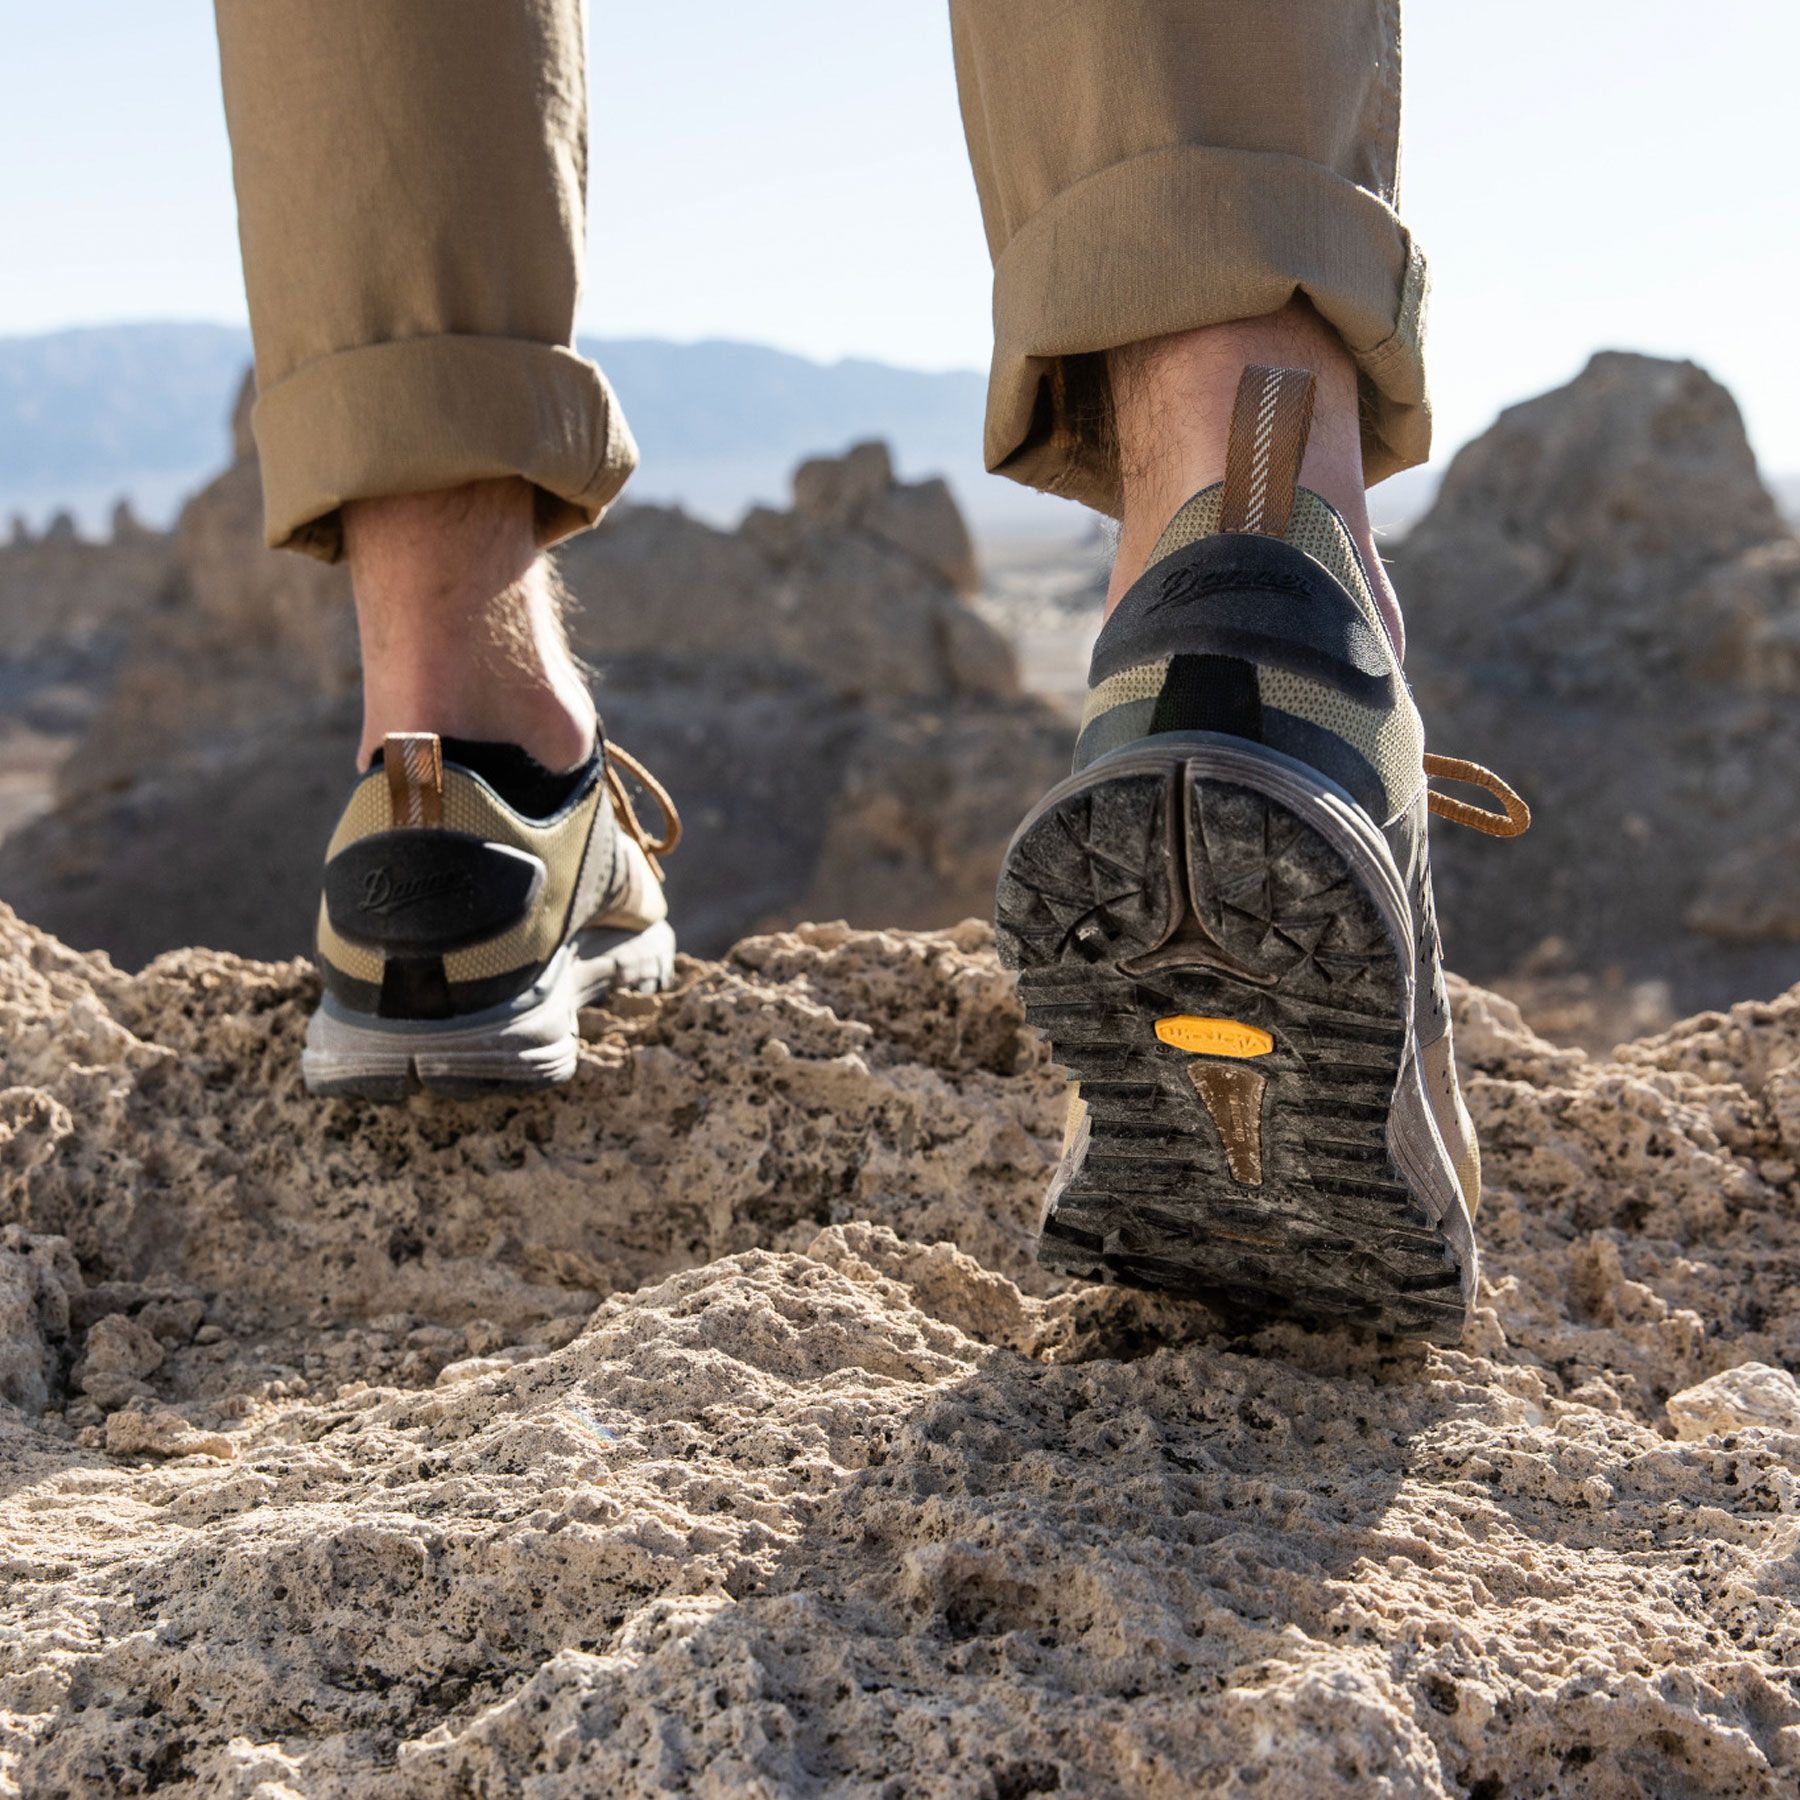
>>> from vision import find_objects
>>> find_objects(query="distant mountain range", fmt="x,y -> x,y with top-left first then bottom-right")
11,323 -> 1792,544
0,322 -> 1077,538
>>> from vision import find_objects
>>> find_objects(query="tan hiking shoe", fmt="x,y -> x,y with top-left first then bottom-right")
995,365 -> 1527,1344
303,730 -> 679,1099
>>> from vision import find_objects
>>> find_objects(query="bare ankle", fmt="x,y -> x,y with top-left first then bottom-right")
1106,299 -> 1402,657
344,479 -> 596,772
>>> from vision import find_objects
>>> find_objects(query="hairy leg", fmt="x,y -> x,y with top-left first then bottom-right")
343,477 -> 596,772
1107,298 -> 1403,657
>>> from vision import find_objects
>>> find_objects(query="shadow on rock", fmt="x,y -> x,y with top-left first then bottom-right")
5,909 -> 1800,1793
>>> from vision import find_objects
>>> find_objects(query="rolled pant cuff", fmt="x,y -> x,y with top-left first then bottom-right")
250,334 -> 639,561
985,143 -> 1430,516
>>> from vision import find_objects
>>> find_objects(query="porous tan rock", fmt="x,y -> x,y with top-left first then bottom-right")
1667,1362 -> 1800,1440
0,528 -> 174,668
4,902 -> 1800,1795
75,1311 -> 164,1411
0,501 -> 176,841
791,438 -> 981,597
0,1229 -> 76,1415
102,1405 -> 235,1461
107,498 -> 159,548
560,450 -> 1007,702
1686,825 -> 1800,945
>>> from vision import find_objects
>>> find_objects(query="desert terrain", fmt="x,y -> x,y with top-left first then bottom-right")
4,910 -> 1800,1794
2,353 -> 1799,1794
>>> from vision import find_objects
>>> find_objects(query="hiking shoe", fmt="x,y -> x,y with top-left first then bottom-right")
994,364 -> 1527,1343
303,730 -> 680,1099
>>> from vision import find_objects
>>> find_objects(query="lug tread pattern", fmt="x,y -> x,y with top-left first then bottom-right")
997,758 -> 1467,1342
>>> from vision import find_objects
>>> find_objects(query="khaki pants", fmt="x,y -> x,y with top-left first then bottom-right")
217,0 -> 1426,560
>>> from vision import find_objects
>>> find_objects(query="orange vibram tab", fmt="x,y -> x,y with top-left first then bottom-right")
1154,1015 -> 1274,1059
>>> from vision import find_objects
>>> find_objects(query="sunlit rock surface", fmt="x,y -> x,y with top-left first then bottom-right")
3,907 -> 1800,1794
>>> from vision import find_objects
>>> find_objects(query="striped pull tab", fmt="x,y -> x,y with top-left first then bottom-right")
1219,364 -> 1317,538
384,731 -> 443,829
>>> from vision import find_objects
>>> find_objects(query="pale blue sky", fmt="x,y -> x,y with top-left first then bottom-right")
2,2 -> 1796,474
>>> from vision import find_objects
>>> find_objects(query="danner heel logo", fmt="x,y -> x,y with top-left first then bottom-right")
1136,564 -> 1212,620
360,867 -> 473,915
1141,558 -> 1306,619
1155,564 -> 1209,607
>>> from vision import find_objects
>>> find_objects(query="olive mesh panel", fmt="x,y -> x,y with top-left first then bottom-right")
1080,658 -> 1172,729
325,772 -> 389,859
1421,1030 -> 1481,1215
1280,491 -> 1386,638
1257,668 -> 1424,817
319,778 -> 386,981
1457,1125 -> 1482,1217
1147,485 -> 1224,558
597,834 -> 669,931
315,896 -> 382,982
441,776 -> 605,982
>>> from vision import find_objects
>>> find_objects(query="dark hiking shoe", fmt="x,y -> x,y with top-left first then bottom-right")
994,364 -> 1527,1344
304,730 -> 680,1099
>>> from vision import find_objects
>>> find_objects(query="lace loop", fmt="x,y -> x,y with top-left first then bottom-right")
604,741 -> 682,876
1424,753 -> 1530,839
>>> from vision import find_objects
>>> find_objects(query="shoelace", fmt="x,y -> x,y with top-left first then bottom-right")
604,742 -> 683,877
1424,753 -> 1530,838
607,745 -> 1520,874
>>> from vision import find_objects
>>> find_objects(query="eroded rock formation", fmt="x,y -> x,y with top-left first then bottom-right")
0,380 -> 1064,965
4,352 -> 1798,1045
1400,351 -> 1800,1018
3,905 -> 1800,1794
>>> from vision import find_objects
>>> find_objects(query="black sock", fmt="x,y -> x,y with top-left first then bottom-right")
369,736 -> 599,822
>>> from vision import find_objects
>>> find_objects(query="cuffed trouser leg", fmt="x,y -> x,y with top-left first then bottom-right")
950,0 -> 1429,515
214,0 -> 635,561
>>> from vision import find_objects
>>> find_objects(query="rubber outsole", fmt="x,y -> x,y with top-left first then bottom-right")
303,920 -> 676,1102
995,735 -> 1473,1344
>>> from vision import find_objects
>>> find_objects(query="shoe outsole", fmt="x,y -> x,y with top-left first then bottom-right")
996,735 -> 1473,1344
303,921 -> 676,1102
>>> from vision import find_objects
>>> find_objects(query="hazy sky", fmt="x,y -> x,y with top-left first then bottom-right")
2,2 -> 1796,476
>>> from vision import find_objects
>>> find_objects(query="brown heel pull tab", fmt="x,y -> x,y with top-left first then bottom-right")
1219,364 -> 1317,538
384,732 -> 443,829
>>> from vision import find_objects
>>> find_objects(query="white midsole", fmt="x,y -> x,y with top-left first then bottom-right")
302,920 -> 675,1090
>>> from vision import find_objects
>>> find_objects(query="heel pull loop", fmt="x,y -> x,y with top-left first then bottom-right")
1424,753 -> 1531,838
384,731 -> 443,829
1219,365 -> 1317,539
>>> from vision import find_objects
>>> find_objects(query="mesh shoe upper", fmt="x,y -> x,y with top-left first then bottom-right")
1077,471 -> 1487,1213
316,733 -> 668,1022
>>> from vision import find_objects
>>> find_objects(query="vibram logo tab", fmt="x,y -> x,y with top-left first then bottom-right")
1154,1015 -> 1273,1059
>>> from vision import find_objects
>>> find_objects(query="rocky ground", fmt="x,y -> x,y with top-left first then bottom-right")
0,505 -> 176,840
4,902 -> 1800,1796
3,350 -> 1800,1789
